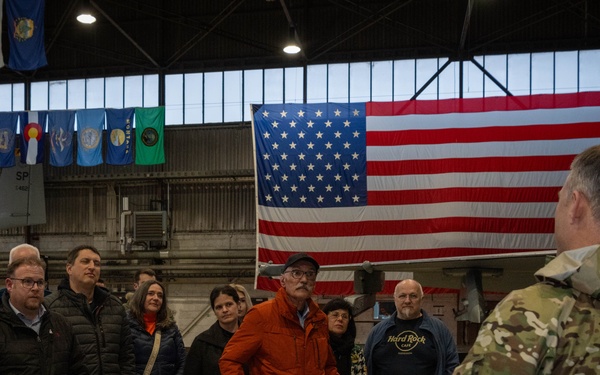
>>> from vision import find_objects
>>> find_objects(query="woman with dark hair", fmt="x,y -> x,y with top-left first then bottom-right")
127,280 -> 186,375
184,285 -> 245,375
322,298 -> 367,375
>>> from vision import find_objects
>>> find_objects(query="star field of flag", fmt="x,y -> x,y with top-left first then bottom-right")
253,103 -> 367,208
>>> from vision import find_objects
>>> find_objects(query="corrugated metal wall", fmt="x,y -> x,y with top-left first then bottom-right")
44,125 -> 253,180
2,125 -> 256,236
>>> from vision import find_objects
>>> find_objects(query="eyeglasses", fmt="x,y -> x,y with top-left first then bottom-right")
10,278 -> 47,289
396,293 -> 420,300
283,269 -> 317,280
328,312 -> 350,321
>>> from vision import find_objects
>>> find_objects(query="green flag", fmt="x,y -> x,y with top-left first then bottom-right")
135,107 -> 165,165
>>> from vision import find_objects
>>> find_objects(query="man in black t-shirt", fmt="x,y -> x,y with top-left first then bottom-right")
364,279 -> 459,375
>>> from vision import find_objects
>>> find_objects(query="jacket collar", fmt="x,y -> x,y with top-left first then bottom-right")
274,287 -> 324,324
534,244 -> 600,298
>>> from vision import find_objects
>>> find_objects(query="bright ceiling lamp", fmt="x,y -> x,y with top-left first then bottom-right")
283,27 -> 301,54
77,0 -> 96,24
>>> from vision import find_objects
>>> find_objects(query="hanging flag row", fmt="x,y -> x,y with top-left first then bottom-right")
0,107 -> 165,168
0,0 -> 48,71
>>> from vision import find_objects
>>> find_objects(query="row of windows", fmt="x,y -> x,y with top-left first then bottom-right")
1,50 -> 599,126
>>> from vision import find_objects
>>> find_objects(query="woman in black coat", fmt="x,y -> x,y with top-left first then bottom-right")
323,298 -> 367,375
127,280 -> 186,375
183,285 -> 243,375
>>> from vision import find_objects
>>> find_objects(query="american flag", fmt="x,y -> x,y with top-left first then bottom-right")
252,92 -> 600,295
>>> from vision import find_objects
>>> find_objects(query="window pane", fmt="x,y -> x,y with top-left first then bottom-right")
350,62 -> 370,102
12,84 -> 25,111
579,50 -> 600,92
68,79 -> 85,109
394,59 -> 415,100
224,70 -> 243,122
106,77 -> 124,108
86,78 -> 105,108
285,67 -> 303,103
204,72 -> 223,123
464,58 -> 484,98
143,75 -> 159,107
415,58 -> 438,99
264,68 -> 283,104
49,80 -> 67,110
165,74 -> 183,125
185,73 -> 203,124
372,60 -> 392,101
0,85 -> 12,111
24,82 -> 41,112
244,69 -> 263,121
555,51 -> 578,93
125,76 -> 143,108
531,52 -> 553,94
507,53 -> 531,96
483,54 -> 507,97
438,60 -> 458,99
307,64 -> 327,103
328,63 -> 349,102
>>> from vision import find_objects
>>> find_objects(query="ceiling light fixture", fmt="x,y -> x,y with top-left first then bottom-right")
77,0 -> 96,24
283,27 -> 301,54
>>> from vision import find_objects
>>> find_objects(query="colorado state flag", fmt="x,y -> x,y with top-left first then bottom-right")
20,111 -> 46,165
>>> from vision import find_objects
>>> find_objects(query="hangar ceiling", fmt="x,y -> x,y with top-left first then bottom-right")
1,0 -> 599,83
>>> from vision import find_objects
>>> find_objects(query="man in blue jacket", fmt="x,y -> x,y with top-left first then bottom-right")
365,279 -> 459,375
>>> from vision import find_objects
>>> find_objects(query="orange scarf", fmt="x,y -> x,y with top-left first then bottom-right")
144,313 -> 157,335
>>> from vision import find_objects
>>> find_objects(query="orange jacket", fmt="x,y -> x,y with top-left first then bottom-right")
219,287 -> 339,375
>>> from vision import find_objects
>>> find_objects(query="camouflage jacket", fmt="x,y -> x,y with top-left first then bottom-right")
454,244 -> 600,375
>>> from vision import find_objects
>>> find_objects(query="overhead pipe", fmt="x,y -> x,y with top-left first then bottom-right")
0,249 -> 256,263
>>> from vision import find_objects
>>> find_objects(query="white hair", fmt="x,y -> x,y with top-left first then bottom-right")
9,244 -> 41,264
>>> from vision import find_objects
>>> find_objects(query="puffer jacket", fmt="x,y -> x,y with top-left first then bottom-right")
45,278 -> 136,375
127,312 -> 186,375
454,244 -> 600,374
219,287 -> 338,375
0,293 -> 89,375
184,320 -> 234,375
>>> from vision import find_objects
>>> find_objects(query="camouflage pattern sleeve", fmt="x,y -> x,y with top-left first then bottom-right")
351,344 -> 367,375
453,283 -> 571,375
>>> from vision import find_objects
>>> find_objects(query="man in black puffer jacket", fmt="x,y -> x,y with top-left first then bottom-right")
45,245 -> 136,375
0,257 -> 89,375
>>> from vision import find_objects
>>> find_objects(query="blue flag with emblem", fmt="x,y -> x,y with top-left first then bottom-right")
5,0 -> 48,71
49,111 -> 75,167
106,108 -> 134,165
77,109 -> 105,167
0,0 -> 5,69
0,112 -> 19,167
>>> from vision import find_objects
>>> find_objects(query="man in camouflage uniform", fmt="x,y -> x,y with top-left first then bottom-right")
454,144 -> 600,375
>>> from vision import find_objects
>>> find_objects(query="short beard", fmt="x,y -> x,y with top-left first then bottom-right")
399,306 -> 416,319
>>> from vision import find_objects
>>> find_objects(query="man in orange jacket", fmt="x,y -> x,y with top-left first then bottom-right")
219,253 -> 339,375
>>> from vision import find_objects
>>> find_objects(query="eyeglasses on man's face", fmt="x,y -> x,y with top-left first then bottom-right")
10,278 -> 47,289
283,269 -> 318,280
396,293 -> 420,300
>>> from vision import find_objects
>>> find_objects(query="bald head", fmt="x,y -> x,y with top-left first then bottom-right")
394,279 -> 425,320
9,244 -> 41,264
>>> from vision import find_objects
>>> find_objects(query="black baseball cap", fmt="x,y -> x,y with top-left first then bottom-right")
282,253 -> 320,272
